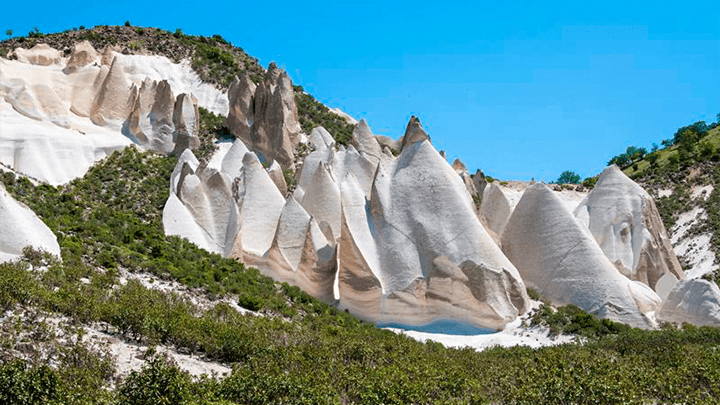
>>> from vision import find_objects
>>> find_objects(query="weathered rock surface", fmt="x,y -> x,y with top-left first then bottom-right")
0,42 -> 221,185
480,183 -> 512,237
227,63 -> 301,170
166,118 -> 530,331
0,182 -> 60,262
575,165 -> 684,290
502,183 -> 660,328
658,278 -> 720,326
452,158 -> 477,197
12,44 -> 62,66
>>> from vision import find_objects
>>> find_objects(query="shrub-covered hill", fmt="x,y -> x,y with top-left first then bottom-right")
1,26 -> 720,404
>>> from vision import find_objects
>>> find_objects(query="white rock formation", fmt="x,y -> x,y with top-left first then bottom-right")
451,159 -> 477,197
0,42 -> 224,185
165,117 -> 530,331
575,165 -> 684,290
0,182 -> 60,262
657,278 -> 720,326
480,183 -> 512,237
501,183 -> 660,328
227,63 -> 301,170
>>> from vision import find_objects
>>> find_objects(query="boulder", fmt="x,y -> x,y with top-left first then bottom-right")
574,165 -> 684,290
501,183 -> 660,328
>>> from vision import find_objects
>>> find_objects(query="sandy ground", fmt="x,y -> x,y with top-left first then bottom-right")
387,302 -> 578,351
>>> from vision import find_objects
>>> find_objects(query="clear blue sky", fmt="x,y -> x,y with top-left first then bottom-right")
3,1 -> 719,181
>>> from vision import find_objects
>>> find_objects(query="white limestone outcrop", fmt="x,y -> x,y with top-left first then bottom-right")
657,278 -> 720,327
0,182 -> 60,262
501,183 -> 660,328
1,42 -> 223,185
575,165 -> 684,290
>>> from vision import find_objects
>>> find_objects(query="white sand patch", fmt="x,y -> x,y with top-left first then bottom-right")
205,140 -> 234,171
671,207 -> 707,245
675,233 -> 717,279
658,188 -> 673,198
95,330 -> 232,378
691,184 -> 714,201
386,304 -> 577,351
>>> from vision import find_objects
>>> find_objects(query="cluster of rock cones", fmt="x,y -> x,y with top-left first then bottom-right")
2,41 -> 720,332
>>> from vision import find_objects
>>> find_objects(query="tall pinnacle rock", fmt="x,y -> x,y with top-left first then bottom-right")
226,63 -> 302,170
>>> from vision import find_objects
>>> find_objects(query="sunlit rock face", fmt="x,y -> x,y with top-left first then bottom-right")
502,183 -> 661,329
0,182 -> 60,262
574,165 -> 684,291
164,117 -> 530,332
658,278 -> 720,327
0,42 -> 220,185
480,183 -> 512,237
226,63 -> 301,170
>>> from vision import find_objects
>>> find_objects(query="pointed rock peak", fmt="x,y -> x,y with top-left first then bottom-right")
452,158 -> 467,173
265,61 -> 282,83
595,164 -> 646,194
400,115 -> 430,151
474,169 -> 487,196
350,120 -> 382,160
101,46 -> 115,66
310,126 -> 336,151
65,40 -> 100,73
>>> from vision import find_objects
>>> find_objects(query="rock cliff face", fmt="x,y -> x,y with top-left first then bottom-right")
226,64 -> 301,170
574,166 -> 684,290
0,42 -> 215,185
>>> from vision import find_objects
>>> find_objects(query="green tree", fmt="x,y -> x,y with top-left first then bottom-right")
5,29 -> 12,37
557,170 -> 581,184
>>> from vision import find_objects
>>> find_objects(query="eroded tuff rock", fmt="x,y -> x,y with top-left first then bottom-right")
12,44 -> 62,66
226,63 -> 301,170
0,42 -> 212,185
501,183 -> 660,328
0,183 -> 60,262
657,278 -> 720,327
166,118 -> 530,331
480,183 -> 512,237
452,158 -> 478,197
575,165 -> 684,291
